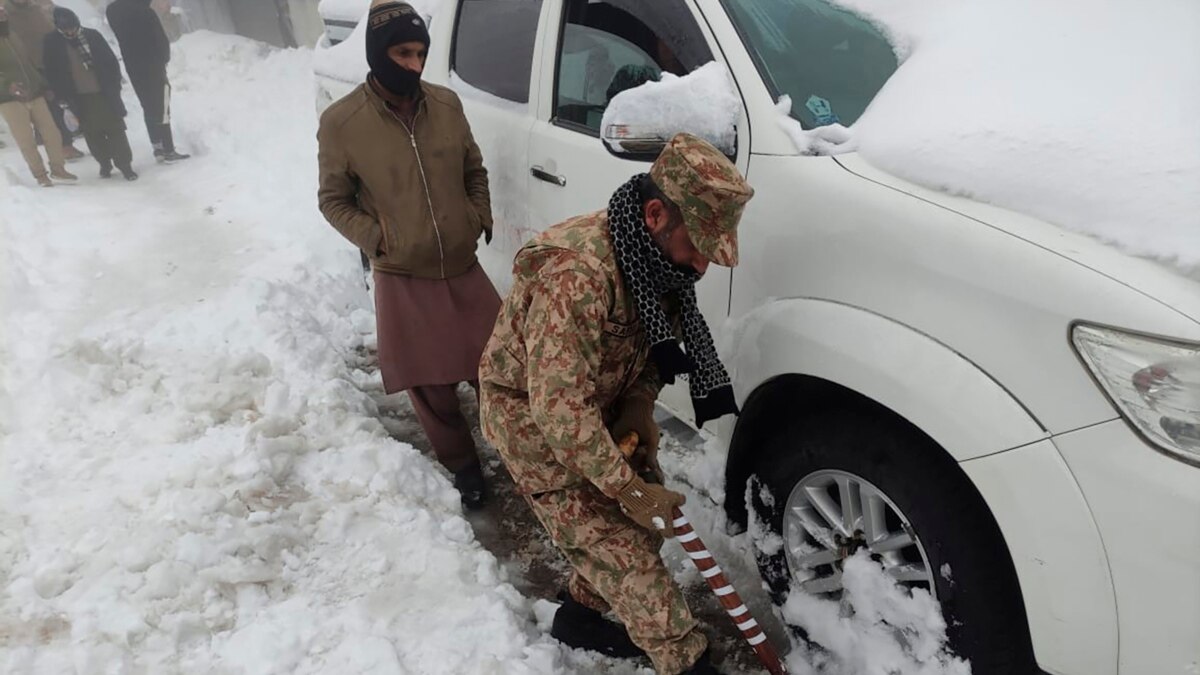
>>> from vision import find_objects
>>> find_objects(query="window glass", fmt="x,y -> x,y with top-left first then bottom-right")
554,0 -> 713,134
722,0 -> 897,128
453,0 -> 544,103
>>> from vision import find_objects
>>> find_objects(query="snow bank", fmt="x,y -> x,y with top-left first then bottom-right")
827,0 -> 1200,268
601,62 -> 740,155
0,31 -> 621,675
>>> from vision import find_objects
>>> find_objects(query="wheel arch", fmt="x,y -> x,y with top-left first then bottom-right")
720,298 -> 1114,674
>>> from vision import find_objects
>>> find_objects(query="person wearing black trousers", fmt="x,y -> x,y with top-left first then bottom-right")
105,0 -> 187,163
44,7 -> 137,180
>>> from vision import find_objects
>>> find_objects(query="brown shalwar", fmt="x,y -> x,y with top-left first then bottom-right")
407,382 -> 478,473
373,264 -> 500,472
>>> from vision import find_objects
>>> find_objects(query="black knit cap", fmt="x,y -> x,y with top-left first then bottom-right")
367,1 -> 430,55
53,6 -> 80,30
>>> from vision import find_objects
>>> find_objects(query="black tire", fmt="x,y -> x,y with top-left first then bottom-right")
748,406 -> 1040,674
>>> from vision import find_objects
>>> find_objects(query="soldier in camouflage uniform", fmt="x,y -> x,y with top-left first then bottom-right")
479,133 -> 753,675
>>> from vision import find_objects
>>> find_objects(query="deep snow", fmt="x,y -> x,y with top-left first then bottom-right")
2,29 -> 968,675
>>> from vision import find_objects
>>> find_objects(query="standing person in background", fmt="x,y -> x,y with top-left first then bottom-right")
44,7 -> 136,180
0,5 -> 75,186
4,0 -> 86,160
105,0 -> 188,163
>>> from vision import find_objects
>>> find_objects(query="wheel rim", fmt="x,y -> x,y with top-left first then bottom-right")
782,469 -> 937,599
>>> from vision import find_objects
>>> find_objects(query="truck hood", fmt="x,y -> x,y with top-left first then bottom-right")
834,153 -> 1200,327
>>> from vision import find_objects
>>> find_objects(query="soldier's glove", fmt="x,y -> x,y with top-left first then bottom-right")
615,475 -> 685,538
610,396 -> 662,483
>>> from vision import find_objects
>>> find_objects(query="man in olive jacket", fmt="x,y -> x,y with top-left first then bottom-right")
0,4 -> 74,186
317,0 -> 499,510
4,0 -> 84,159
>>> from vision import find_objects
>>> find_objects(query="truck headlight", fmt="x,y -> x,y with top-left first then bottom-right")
1072,324 -> 1200,464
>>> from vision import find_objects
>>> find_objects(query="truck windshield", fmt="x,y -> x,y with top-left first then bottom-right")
721,0 -> 898,129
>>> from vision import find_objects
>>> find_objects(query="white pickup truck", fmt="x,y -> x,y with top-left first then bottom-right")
313,2 -> 1200,674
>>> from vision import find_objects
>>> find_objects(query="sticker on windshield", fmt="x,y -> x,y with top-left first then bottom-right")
806,95 -> 839,126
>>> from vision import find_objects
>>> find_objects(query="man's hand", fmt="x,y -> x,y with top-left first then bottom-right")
9,82 -> 27,100
611,397 -> 660,481
615,475 -> 685,537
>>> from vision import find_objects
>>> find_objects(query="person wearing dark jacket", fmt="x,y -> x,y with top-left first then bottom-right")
44,7 -> 135,180
105,0 -> 187,162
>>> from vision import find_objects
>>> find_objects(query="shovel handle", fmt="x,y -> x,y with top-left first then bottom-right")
617,433 -> 789,675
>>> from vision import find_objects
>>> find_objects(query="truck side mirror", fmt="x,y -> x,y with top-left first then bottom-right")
601,62 -> 739,160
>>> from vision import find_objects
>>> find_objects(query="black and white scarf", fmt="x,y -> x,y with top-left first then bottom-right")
63,30 -> 93,70
608,175 -> 739,426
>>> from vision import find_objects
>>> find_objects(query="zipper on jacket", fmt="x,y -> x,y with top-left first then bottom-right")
393,106 -> 447,279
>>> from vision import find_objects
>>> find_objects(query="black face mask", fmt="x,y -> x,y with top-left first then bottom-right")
371,60 -> 422,98
0,22 -> 9,38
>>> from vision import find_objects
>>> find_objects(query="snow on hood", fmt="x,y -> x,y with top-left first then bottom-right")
822,0 -> 1200,272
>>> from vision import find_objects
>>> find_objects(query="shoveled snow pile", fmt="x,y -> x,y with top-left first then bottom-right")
828,0 -> 1200,269
0,32 -> 630,675
601,62 -> 741,155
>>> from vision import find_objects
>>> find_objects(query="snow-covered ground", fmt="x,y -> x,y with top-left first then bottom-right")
2,31 -> 966,675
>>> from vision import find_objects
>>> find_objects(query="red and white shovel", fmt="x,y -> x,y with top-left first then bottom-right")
619,433 -> 789,675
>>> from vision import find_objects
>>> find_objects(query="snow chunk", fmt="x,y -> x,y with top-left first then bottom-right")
776,96 -> 857,156
782,552 -> 969,675
601,61 -> 740,155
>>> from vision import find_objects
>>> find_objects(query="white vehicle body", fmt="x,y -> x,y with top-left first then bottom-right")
314,1 -> 1200,673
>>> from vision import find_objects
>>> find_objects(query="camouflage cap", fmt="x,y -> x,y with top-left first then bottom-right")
650,133 -> 753,267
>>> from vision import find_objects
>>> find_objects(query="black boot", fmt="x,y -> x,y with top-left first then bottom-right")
681,649 -> 722,675
99,161 -> 113,179
453,461 -> 487,511
550,591 -> 645,658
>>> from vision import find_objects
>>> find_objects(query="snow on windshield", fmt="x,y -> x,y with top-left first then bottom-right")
601,61 -> 740,155
830,0 -> 1200,270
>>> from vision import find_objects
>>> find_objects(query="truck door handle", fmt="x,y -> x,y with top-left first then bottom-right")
531,166 -> 566,187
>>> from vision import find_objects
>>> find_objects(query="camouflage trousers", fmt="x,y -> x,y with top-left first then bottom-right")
527,484 -> 708,674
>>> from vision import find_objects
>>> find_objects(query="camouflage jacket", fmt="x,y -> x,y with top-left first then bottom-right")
479,211 -> 666,497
